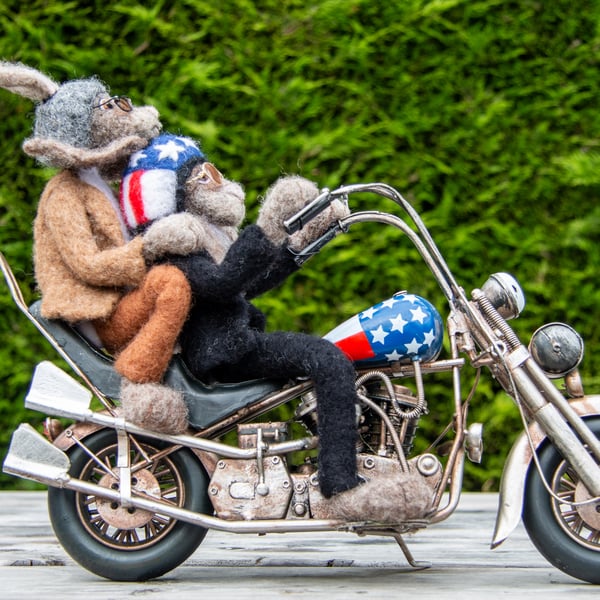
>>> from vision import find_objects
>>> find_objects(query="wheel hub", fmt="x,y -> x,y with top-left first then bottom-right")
575,481 -> 600,530
96,470 -> 161,529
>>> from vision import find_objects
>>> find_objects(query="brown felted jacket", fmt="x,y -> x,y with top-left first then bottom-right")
33,170 -> 147,322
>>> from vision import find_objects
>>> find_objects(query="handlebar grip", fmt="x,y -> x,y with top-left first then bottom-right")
283,188 -> 332,234
289,224 -> 342,266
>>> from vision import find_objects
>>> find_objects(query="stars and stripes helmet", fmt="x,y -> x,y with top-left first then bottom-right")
324,292 -> 444,366
119,133 -> 206,233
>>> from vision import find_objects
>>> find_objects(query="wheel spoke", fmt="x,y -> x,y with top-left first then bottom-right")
73,440 -> 188,550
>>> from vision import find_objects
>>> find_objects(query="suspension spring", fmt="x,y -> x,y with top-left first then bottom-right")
472,289 -> 521,351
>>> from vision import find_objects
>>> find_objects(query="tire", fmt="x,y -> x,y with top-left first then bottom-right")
523,416 -> 600,584
48,428 -> 211,581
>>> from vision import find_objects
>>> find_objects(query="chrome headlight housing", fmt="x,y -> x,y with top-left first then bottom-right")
481,272 -> 525,320
529,322 -> 584,378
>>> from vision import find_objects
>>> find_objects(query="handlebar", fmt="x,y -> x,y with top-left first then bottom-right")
283,188 -> 336,234
284,182 -> 466,308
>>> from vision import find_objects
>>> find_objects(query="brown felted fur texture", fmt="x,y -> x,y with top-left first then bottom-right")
310,455 -> 442,523
120,379 -> 188,434
34,170 -> 147,322
94,264 -> 192,383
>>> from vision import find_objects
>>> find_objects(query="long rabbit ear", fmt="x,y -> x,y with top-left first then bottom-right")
0,62 -> 59,102
23,135 -> 151,170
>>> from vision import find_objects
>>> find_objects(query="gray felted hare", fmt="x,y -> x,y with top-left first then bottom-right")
0,62 -> 208,433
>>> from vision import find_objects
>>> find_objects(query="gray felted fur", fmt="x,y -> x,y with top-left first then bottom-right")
0,62 -> 161,173
310,455 -> 442,523
256,176 -> 320,245
0,63 -> 189,435
257,175 -> 349,250
34,78 -> 107,150
120,380 -> 188,434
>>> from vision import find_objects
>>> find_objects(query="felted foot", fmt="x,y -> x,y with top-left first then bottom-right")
120,379 -> 188,434
310,454 -> 443,524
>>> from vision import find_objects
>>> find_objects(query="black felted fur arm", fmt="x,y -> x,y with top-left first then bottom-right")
245,242 -> 300,299
169,225 -> 281,301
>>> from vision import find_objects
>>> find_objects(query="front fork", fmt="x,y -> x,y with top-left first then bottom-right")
450,290 -> 600,545
492,395 -> 600,547
457,290 -> 600,498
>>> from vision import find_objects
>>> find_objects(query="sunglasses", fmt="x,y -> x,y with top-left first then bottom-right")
93,95 -> 133,112
187,162 -> 223,186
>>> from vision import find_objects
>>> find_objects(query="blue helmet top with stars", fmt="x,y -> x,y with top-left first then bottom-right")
324,292 -> 444,366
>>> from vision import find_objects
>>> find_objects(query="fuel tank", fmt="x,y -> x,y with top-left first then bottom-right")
324,292 -> 444,367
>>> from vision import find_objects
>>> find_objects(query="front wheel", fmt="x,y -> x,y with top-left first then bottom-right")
48,428 -> 212,581
523,416 -> 600,584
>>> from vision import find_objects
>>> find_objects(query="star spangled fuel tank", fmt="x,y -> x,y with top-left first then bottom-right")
324,292 -> 444,367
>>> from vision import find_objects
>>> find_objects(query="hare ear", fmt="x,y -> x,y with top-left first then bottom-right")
23,135 -> 150,170
0,62 -> 59,103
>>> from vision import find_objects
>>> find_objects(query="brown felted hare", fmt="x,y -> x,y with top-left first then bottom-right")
0,62 -> 206,433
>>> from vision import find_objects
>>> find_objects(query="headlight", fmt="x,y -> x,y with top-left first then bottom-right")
529,322 -> 584,378
481,272 -> 525,320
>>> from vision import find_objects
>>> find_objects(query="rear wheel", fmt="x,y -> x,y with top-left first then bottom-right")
48,428 -> 211,581
523,416 -> 600,584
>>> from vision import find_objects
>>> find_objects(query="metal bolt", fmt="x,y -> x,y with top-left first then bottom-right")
363,457 -> 376,470
210,487 -> 218,496
293,503 -> 307,516
417,453 -> 440,477
294,481 -> 307,494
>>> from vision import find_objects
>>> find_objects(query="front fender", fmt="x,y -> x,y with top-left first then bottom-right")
491,395 -> 600,548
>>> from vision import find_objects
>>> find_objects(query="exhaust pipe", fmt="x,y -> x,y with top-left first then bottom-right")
3,423 -> 71,486
3,423 -> 341,535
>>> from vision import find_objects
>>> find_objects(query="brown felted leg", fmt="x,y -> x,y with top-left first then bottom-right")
96,265 -> 191,383
120,379 -> 188,434
94,287 -> 154,355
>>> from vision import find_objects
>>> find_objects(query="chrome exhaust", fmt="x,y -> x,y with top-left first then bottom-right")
2,421 -> 341,535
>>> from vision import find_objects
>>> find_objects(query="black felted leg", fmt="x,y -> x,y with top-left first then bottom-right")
229,332 -> 361,498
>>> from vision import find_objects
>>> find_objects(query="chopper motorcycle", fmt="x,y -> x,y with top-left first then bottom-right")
2,182 -> 600,583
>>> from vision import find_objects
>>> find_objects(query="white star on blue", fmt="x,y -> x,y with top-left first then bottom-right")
123,134 -> 205,176
357,293 -> 444,365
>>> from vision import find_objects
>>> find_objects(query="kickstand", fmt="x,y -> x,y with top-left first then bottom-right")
393,534 -> 431,570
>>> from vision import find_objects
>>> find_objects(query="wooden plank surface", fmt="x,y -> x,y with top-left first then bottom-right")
0,491 -> 597,598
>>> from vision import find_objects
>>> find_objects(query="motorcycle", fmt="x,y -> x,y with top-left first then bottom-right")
2,182 -> 600,583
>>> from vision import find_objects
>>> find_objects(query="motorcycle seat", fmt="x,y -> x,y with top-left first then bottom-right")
27,300 -> 283,430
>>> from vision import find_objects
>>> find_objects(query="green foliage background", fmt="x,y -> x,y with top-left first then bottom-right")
1,0 -> 600,490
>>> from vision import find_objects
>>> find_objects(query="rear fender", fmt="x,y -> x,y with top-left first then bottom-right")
492,395 -> 600,548
53,421 -> 107,452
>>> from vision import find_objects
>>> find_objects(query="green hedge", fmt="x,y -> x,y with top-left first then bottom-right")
1,0 -> 600,490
